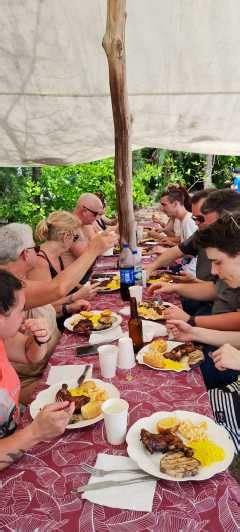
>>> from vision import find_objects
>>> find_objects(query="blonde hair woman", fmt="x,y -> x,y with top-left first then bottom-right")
28,211 -> 98,330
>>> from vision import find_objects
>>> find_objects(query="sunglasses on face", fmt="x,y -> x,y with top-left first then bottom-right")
192,214 -> 205,223
83,205 -> 101,217
26,245 -> 40,253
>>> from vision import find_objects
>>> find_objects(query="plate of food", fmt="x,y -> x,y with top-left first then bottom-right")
139,238 -> 159,246
136,340 -> 204,372
147,271 -> 180,284
64,310 -> 122,334
95,274 -> 120,293
137,301 -> 171,321
30,378 -> 120,429
126,410 -> 235,481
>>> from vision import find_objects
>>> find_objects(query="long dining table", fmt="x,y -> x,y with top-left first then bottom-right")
1,253 -> 239,532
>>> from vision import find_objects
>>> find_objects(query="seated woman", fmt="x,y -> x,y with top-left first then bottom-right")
0,270 -> 74,469
28,211 -> 98,330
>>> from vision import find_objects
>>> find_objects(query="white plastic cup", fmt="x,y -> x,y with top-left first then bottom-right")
101,398 -> 129,445
118,337 -> 136,369
129,285 -> 143,304
98,345 -> 118,378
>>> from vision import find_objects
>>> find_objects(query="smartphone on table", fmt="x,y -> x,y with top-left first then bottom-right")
76,345 -> 99,357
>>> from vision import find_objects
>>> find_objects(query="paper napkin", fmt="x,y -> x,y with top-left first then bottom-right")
82,453 -> 156,511
89,326 -> 127,345
46,364 -> 92,385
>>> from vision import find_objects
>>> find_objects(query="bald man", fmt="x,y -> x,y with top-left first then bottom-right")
63,193 -> 105,268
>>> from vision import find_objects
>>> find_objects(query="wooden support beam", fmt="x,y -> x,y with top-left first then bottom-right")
102,0 -> 136,249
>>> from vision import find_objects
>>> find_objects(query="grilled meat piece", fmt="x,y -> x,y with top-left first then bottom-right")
55,384 -> 90,414
164,342 -> 195,362
140,428 -> 193,456
98,279 -> 111,290
160,451 -> 200,478
73,318 -> 92,334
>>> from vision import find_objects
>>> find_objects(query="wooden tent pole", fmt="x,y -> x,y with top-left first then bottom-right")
102,0 -> 136,249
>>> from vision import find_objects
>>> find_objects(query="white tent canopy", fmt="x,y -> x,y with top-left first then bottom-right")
1,0 -> 240,166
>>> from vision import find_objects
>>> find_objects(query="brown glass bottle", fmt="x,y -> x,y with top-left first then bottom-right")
128,297 -> 144,353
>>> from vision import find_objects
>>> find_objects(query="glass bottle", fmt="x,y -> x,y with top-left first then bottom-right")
128,297 -> 143,353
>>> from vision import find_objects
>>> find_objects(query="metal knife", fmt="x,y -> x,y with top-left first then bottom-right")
73,475 -> 154,493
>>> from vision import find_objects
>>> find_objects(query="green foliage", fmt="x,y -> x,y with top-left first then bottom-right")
1,150 -> 240,228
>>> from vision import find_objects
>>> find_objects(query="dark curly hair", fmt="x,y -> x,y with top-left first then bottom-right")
195,211 -> 240,257
201,189 -> 240,216
0,270 -> 22,314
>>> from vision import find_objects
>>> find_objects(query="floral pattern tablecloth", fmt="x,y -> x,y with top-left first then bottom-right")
0,256 -> 239,532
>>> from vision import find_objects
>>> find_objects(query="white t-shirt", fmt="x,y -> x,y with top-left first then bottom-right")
173,218 -> 181,237
179,212 -> 198,275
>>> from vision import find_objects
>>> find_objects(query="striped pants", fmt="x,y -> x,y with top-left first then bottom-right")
209,381 -> 240,452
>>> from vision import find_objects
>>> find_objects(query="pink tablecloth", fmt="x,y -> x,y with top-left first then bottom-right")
0,256 -> 239,531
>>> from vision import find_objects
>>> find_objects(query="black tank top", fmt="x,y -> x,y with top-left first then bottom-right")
37,249 -> 68,332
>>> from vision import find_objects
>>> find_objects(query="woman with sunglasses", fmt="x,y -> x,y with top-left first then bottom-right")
28,211 -> 97,330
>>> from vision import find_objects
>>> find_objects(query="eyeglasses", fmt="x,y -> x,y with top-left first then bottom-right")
83,205 -> 102,217
192,214 -> 205,223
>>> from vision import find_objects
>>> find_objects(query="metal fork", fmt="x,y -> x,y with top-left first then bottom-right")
77,364 -> 91,385
80,463 -> 142,477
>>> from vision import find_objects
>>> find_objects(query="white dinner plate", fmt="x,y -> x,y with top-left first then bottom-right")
136,340 -> 190,372
64,310 -> 122,334
30,378 -> 120,429
126,410 -> 235,481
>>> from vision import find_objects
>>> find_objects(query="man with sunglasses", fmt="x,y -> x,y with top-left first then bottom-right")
73,193 -> 104,241
154,190 -> 240,324
61,193 -> 106,278
146,188 -> 215,281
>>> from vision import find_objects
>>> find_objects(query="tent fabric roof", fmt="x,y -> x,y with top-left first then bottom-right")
1,0 -> 240,166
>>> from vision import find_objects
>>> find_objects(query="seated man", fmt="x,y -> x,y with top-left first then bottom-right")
148,189 -> 240,330
0,270 -> 74,470
63,193 -> 107,283
151,187 -> 197,274
62,193 -> 105,268
166,210 -> 240,391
